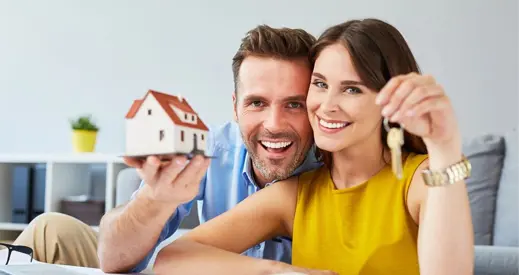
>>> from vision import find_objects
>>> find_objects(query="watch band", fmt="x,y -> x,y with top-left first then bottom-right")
421,156 -> 472,187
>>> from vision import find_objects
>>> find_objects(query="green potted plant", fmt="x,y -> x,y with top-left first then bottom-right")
69,114 -> 99,152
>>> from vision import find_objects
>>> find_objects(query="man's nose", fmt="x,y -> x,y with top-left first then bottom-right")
263,108 -> 286,132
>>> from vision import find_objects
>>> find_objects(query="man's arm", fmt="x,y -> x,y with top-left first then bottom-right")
97,155 -> 210,273
97,184 -> 182,273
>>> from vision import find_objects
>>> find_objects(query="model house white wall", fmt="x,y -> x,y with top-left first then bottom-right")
126,92 -> 209,157
174,125 -> 207,155
125,95 -> 175,156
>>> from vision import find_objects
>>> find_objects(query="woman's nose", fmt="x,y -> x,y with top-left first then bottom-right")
321,93 -> 339,113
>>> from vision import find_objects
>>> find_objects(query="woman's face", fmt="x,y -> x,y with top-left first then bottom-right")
306,43 -> 383,153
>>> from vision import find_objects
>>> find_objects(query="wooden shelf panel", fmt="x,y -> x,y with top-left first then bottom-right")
0,153 -> 125,164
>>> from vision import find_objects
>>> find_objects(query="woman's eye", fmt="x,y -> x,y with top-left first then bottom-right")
345,87 -> 361,94
312,80 -> 328,89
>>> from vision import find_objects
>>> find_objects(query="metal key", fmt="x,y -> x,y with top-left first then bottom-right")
384,118 -> 404,179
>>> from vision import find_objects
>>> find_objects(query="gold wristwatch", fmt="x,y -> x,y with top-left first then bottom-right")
421,157 -> 472,187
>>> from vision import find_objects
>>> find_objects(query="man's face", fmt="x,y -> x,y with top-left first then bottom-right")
233,56 -> 313,185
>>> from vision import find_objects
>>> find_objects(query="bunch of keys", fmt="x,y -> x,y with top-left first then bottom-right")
384,117 -> 404,179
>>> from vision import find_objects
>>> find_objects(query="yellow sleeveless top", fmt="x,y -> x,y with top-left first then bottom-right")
292,153 -> 428,275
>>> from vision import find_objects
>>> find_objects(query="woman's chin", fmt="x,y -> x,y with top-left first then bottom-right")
315,138 -> 344,153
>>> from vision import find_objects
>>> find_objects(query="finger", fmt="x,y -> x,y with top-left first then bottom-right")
174,155 -> 211,188
381,74 -> 436,118
407,95 -> 449,118
390,84 -> 444,122
123,157 -> 144,168
140,155 -> 162,184
185,158 -> 210,189
376,74 -> 412,105
157,155 -> 188,184
186,156 -> 211,187
381,77 -> 417,118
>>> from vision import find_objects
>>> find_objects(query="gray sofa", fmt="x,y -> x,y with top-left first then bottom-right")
115,133 -> 519,274
466,132 -> 519,274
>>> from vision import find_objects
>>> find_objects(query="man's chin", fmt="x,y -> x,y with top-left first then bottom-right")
255,157 -> 296,180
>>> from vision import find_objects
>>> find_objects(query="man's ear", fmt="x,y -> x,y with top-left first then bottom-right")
232,92 -> 238,122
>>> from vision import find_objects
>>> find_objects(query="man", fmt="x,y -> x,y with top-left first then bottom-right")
13,24 -> 321,273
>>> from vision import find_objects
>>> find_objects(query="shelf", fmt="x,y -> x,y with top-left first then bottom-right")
0,222 -> 27,231
0,222 -> 99,232
0,153 -> 125,164
0,154 -> 130,240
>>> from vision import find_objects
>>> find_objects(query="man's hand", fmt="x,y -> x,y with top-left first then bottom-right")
98,154 -> 211,273
124,154 -> 211,206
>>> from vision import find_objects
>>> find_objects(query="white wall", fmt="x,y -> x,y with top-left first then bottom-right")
0,0 -> 517,154
125,95 -> 174,155
175,125 -> 208,154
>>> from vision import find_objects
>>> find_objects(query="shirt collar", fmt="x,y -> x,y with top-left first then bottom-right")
242,151 -> 257,187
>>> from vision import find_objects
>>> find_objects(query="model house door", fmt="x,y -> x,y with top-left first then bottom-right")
193,133 -> 198,151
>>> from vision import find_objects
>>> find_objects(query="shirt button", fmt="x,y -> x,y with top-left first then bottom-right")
254,244 -> 261,250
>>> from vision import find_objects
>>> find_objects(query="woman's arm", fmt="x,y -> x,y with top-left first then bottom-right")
153,176 -> 335,275
408,147 -> 474,275
376,72 -> 474,275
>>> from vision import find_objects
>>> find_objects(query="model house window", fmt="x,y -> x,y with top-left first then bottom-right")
192,115 -> 195,121
181,130 -> 184,142
148,109 -> 152,115
159,130 -> 164,141
184,114 -> 187,120
201,134 -> 204,140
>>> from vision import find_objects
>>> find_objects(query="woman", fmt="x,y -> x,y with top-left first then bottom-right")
153,18 -> 474,275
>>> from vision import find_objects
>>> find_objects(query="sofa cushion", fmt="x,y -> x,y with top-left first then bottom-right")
474,245 -> 519,275
493,130 -> 518,246
463,134 -> 505,245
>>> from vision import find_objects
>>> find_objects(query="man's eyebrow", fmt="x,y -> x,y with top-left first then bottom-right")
283,95 -> 306,102
242,95 -> 266,102
312,72 -> 365,86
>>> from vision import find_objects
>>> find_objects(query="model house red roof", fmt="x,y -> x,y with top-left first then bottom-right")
125,89 -> 209,131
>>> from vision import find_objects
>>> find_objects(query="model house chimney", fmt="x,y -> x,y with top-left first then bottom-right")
178,94 -> 183,102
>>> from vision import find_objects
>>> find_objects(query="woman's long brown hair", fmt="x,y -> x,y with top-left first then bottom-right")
310,18 -> 428,167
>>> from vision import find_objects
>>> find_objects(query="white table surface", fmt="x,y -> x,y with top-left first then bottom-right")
0,263 -> 145,275
1,228 -> 191,274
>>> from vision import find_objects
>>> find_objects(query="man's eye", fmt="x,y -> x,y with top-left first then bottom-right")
251,101 -> 263,107
288,102 -> 303,108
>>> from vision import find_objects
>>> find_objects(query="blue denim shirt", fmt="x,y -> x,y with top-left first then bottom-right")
129,121 -> 322,273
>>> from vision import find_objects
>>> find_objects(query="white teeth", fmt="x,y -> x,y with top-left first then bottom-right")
261,141 -> 292,149
319,119 -> 348,129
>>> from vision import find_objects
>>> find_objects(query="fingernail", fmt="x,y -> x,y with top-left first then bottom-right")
375,95 -> 383,105
175,157 -> 186,165
381,106 -> 390,116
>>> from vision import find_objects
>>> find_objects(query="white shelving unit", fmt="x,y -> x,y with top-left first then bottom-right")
0,153 -> 128,240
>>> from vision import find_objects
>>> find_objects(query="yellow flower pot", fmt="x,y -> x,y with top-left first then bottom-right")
72,130 -> 98,152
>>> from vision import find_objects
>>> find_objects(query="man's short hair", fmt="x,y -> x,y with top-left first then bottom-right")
231,25 -> 316,93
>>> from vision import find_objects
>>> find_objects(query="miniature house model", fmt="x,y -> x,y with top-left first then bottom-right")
125,89 -> 209,157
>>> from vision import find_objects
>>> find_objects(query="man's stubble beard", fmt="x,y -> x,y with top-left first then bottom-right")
242,132 -> 312,183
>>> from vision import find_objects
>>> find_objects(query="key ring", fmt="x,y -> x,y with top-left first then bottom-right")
383,117 -> 403,133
